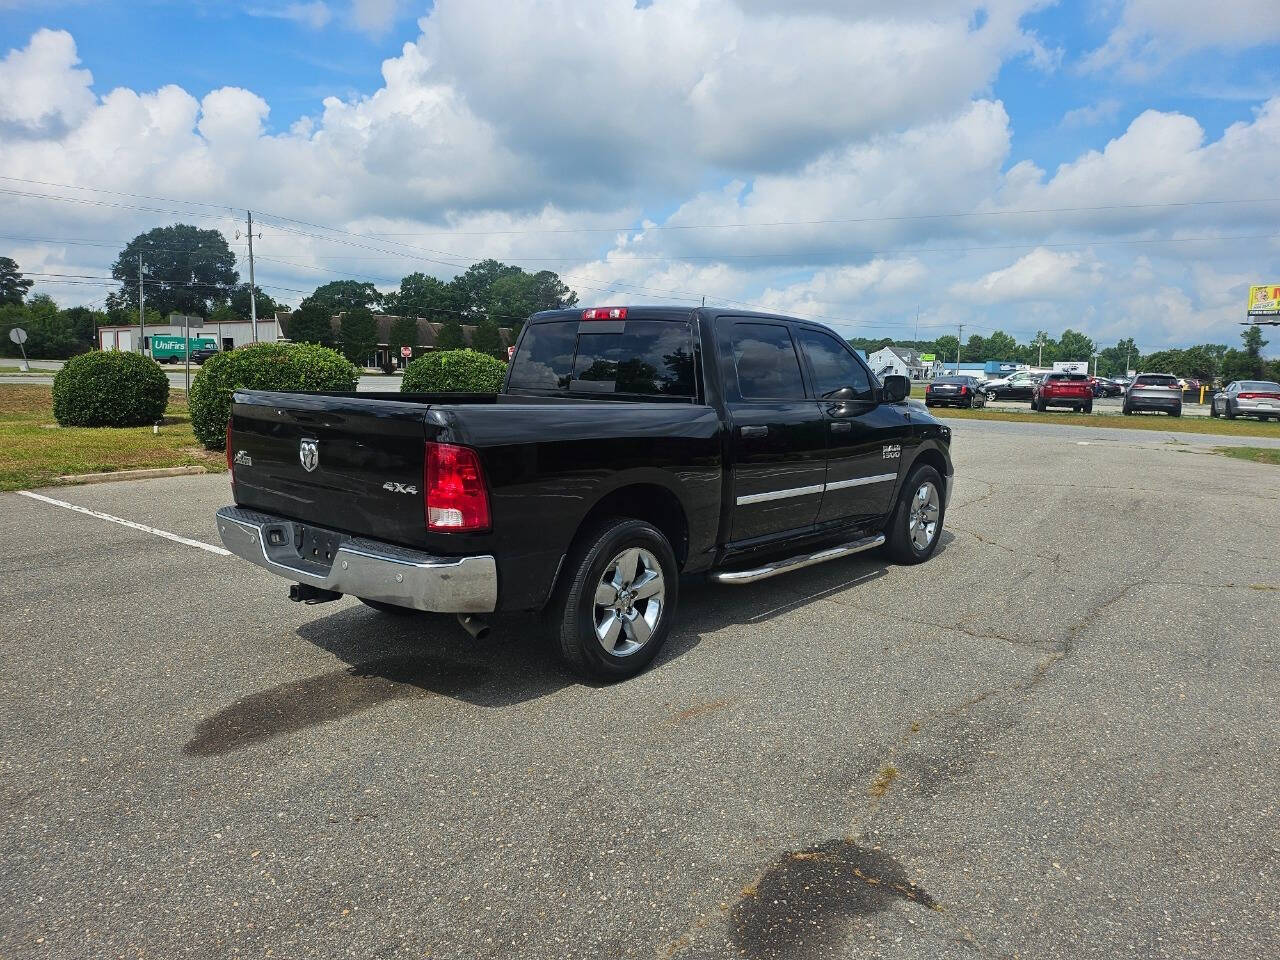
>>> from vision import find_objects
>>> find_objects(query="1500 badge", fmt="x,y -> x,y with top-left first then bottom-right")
882,444 -> 901,459
382,482 -> 418,494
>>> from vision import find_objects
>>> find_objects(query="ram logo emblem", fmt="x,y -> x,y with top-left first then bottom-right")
299,438 -> 319,473
882,444 -> 901,459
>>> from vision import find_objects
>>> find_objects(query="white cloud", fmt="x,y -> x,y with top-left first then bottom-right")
949,248 -> 1104,304
1060,99 -> 1121,128
0,29 -> 95,137
245,2 -> 332,29
1084,0 -> 1280,75
1,8 -> 1278,350
350,0 -> 400,34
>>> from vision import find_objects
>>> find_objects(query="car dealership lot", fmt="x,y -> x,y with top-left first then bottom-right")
2,421 -> 1277,959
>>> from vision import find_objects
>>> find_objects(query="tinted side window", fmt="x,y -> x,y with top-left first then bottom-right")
507,320 -> 576,390
570,320 -> 695,396
797,329 -> 873,400
731,323 -> 807,400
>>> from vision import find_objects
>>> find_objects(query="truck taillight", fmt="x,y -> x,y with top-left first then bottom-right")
425,442 -> 491,532
959,385 -> 968,395
582,307 -> 627,320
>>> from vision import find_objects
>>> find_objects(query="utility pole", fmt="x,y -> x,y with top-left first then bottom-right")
914,305 -> 919,341
1037,334 -> 1044,368
956,323 -> 964,374
247,210 -> 259,342
1124,342 -> 1131,375
138,255 -> 145,355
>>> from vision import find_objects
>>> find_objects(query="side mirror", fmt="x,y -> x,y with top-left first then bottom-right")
882,375 -> 910,403
826,385 -> 858,402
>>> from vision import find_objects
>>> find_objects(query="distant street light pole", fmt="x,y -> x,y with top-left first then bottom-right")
138,255 -> 145,354
247,210 -> 259,343
956,323 -> 964,374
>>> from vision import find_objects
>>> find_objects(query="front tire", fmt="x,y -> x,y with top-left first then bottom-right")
1225,401 -> 1236,420
884,465 -> 945,565
1210,401 -> 1219,418
551,518 -> 677,682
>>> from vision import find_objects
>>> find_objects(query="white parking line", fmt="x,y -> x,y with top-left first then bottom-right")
17,490 -> 231,556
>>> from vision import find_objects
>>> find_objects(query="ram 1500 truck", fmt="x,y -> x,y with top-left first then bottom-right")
216,307 -> 953,680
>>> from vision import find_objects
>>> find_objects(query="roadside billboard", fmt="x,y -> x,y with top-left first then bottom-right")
1052,361 -> 1089,374
1247,284 -> 1280,317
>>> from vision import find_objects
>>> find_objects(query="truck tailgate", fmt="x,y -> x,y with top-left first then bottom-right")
229,391 -> 437,547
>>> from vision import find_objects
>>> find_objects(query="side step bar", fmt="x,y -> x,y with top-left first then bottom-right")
710,534 -> 886,586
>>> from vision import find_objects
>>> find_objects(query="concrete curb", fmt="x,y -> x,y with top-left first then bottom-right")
56,466 -> 209,486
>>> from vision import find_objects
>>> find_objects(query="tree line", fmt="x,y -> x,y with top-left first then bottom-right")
848,326 -> 1279,383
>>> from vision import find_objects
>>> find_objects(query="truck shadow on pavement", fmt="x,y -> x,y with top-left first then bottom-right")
184,540 -> 937,757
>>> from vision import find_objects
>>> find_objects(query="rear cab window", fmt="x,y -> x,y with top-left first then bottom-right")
507,316 -> 697,401
730,323 -> 807,400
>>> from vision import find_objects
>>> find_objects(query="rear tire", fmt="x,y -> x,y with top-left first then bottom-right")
1083,401 -> 1093,414
358,598 -> 421,615
883,464 -> 945,565
1171,405 -> 1182,418
550,517 -> 677,682
1122,403 -> 1133,416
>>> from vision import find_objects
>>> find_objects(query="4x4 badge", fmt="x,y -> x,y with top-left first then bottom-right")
299,438 -> 319,472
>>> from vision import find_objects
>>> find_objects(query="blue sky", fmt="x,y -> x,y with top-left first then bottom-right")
2,1 -> 1279,350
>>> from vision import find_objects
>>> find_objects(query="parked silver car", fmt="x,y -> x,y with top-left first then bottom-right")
1210,380 -> 1280,421
1123,373 -> 1182,417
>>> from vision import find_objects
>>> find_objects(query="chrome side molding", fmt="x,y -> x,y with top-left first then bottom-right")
710,534 -> 886,585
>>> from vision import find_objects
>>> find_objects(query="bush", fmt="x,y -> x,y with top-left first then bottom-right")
189,341 -> 359,449
401,349 -> 506,393
52,351 -> 170,427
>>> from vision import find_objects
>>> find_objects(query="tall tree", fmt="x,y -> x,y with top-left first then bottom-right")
388,315 -> 419,361
111,224 -> 238,317
452,259 -> 522,318
984,330 -> 1018,359
469,320 -> 504,359
390,272 -> 460,321
228,284 -> 279,322
934,335 -> 959,363
302,280 -> 383,316
339,306 -> 379,366
286,300 -> 335,346
531,270 -> 578,311
436,319 -> 466,350
0,256 -> 33,306
1057,329 -> 1095,362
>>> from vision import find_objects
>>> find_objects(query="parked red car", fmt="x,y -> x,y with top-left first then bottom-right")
1032,372 -> 1094,413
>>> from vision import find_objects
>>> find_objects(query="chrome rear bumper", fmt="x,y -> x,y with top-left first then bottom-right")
215,506 -> 497,613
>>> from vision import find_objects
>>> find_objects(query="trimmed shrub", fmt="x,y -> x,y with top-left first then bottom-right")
52,350 -> 169,427
401,349 -> 506,393
190,341 -> 359,449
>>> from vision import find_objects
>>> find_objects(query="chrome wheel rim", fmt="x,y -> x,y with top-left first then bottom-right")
908,481 -> 940,551
593,547 -> 665,657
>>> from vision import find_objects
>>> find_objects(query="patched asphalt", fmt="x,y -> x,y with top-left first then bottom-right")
1,418 -> 1277,959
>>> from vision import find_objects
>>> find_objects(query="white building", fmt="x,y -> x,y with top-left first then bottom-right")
867,346 -> 930,381
97,315 -> 281,353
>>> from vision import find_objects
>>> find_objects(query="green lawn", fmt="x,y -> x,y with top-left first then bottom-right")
923,404 -> 1280,438
1213,446 -> 1280,465
0,385 -> 225,491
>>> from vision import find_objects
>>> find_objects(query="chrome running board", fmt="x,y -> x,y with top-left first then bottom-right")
710,534 -> 886,585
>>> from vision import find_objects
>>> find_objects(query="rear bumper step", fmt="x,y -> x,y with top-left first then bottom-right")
216,506 -> 497,613
710,534 -> 886,585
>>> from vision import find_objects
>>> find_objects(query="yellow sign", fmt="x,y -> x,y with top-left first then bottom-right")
1247,284 -> 1280,316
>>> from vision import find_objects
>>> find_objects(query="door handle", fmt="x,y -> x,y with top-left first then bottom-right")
739,425 -> 768,438
829,421 -> 852,433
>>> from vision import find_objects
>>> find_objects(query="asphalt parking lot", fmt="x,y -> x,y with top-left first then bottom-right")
2,419 -> 1277,959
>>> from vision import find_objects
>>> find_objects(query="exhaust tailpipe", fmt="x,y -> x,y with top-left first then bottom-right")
456,613 -> 491,640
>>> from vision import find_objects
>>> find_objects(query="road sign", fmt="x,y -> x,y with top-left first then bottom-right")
507,345 -> 516,361
169,313 -> 204,328
401,346 -> 412,358
8,327 -> 27,345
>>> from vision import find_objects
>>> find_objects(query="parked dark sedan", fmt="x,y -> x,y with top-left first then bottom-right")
190,346 -> 221,364
925,376 -> 987,408
1091,377 -> 1124,398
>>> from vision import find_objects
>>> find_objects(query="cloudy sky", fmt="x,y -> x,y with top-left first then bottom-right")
1,0 -> 1278,349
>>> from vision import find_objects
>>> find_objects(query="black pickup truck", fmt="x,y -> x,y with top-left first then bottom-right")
217,306 -> 953,680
